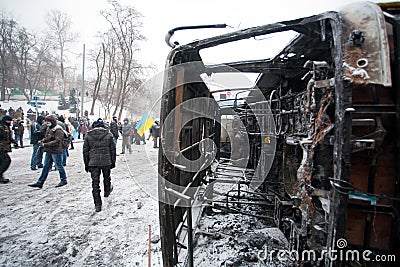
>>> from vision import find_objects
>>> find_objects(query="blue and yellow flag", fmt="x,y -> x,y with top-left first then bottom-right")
136,112 -> 154,137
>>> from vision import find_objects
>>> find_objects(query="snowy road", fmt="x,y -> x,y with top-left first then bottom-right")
0,138 -> 162,266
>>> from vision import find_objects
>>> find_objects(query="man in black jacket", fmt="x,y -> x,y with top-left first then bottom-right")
109,116 -> 119,145
30,115 -> 46,170
12,119 -> 24,148
83,118 -> 116,212
0,115 -> 19,183
150,121 -> 161,148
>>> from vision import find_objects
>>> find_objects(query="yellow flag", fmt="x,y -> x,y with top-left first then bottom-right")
137,116 -> 154,136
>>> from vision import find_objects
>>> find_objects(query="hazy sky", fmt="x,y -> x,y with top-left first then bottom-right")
0,0 -> 390,72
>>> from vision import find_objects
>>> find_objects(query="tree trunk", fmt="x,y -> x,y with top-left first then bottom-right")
22,78 -> 30,101
1,75 -> 6,101
90,44 -> 106,115
118,96 -> 125,120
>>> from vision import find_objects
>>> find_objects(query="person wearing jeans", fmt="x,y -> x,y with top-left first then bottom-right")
30,145 -> 44,170
62,148 -> 68,166
35,152 -> 67,186
30,115 -> 46,170
28,115 -> 68,189
57,116 -> 68,166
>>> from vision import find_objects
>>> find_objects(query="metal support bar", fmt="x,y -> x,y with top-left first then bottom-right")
165,24 -> 227,48
213,200 -> 274,206
187,206 -> 193,267
180,134 -> 215,153
352,104 -> 396,114
165,187 -> 194,267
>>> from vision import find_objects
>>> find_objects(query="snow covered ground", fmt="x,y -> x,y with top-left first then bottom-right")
0,134 -> 163,266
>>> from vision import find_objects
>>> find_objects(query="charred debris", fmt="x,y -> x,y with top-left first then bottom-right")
158,2 -> 400,266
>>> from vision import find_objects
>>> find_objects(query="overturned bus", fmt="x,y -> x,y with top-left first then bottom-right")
158,2 -> 400,266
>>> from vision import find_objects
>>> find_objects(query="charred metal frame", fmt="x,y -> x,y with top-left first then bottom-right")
159,2 -> 400,266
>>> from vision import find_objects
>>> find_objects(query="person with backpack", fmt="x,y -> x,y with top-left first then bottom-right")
83,118 -> 116,212
28,115 -> 68,189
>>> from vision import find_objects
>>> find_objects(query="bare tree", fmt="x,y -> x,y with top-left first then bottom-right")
30,40 -> 51,96
45,10 -> 78,95
102,32 -> 118,118
30,38 -> 60,100
0,12 -> 63,102
0,15 -> 38,101
100,0 -> 145,119
13,28 -> 37,100
93,30 -> 118,118
90,42 -> 106,115
0,16 -> 17,101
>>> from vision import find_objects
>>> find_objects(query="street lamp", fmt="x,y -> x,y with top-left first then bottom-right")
81,44 -> 85,119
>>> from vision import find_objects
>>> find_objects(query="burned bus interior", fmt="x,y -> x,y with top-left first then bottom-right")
158,2 -> 400,266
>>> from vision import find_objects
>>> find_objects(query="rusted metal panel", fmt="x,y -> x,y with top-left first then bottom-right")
341,2 -> 392,86
368,214 -> 393,250
346,209 -> 367,246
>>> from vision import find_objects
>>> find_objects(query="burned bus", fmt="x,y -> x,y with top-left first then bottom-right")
158,2 -> 400,266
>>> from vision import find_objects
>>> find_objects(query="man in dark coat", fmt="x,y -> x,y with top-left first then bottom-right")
12,119 -> 24,148
8,107 -> 15,119
0,116 -> 19,183
30,115 -> 47,170
109,116 -> 119,145
150,120 -> 161,148
57,115 -> 69,166
0,105 -> 6,120
83,118 -> 116,212
120,118 -> 132,154
28,115 -> 68,189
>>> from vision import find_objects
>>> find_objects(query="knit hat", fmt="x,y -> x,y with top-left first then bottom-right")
58,115 -> 65,123
44,115 -> 57,126
1,115 -> 12,122
92,118 -> 106,128
37,115 -> 45,124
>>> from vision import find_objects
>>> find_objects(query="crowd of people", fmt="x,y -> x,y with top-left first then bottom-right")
0,107 -> 161,212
